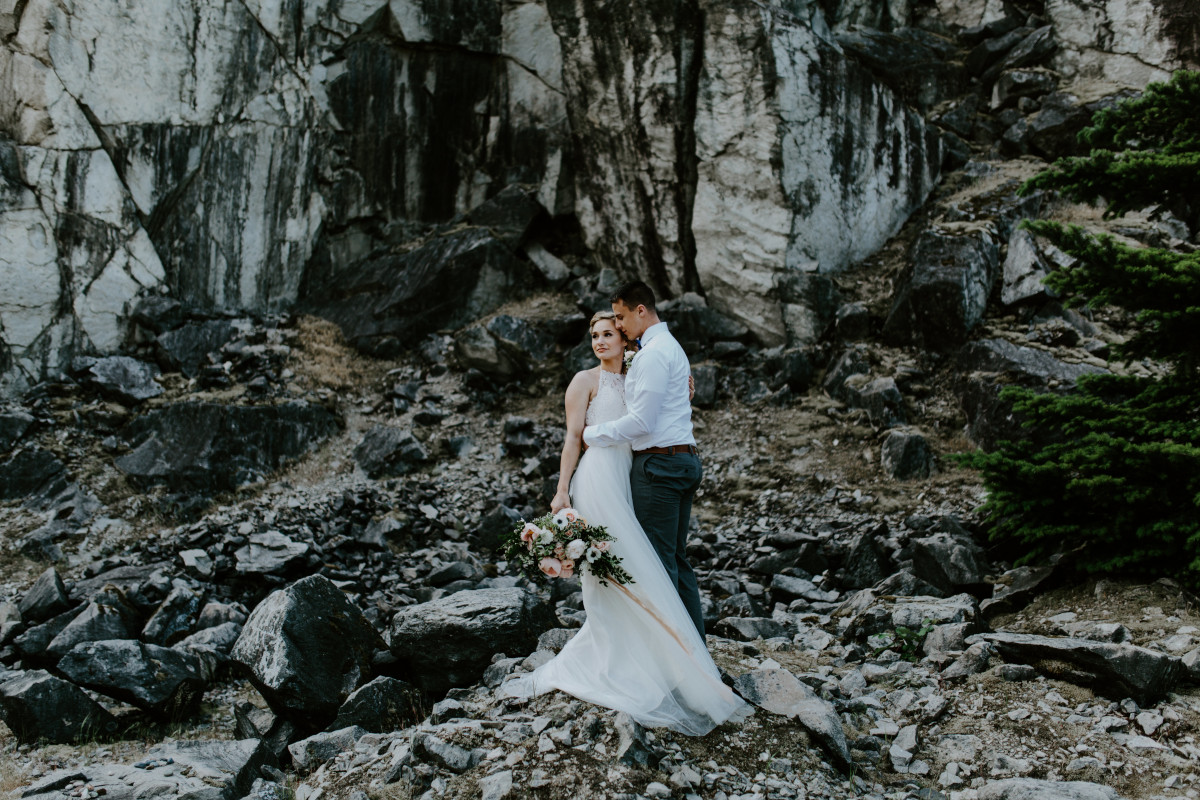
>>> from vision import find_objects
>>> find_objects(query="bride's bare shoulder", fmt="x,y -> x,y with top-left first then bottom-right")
567,367 -> 600,393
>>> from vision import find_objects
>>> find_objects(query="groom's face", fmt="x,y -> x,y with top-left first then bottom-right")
611,300 -> 646,340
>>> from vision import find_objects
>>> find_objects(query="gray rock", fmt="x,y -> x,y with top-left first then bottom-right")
0,670 -> 120,744
0,448 -> 65,502
846,593 -> 979,642
142,584 -> 205,645
46,591 -> 142,658
981,564 -> 1059,620
479,770 -> 514,800
415,733 -> 479,773
823,346 -> 871,401
966,27 -> 1033,75
179,549 -> 215,579
231,575 -> 385,731
714,617 -> 788,641
0,409 -> 34,451
303,226 -> 533,358
289,726 -> 367,771
331,676 -> 425,733
429,698 -> 467,724
234,531 -> 310,576
881,429 -> 934,480
1000,228 -> 1054,305
487,314 -> 556,363
77,356 -> 163,404
116,402 -> 340,492
979,632 -> 1185,705
977,778 -> 1119,800
833,27 -> 966,112
884,223 -> 1001,351
995,664 -> 1038,681
841,375 -> 906,428
690,364 -> 718,408
733,668 -> 852,770
942,642 -> 995,680
911,528 -> 988,593
839,524 -> 892,589
18,567 -> 71,624
155,319 -> 241,377
148,738 -> 276,800
352,426 -> 429,479
387,588 -> 556,696
535,628 -> 578,654
981,27 -> 1057,86
13,607 -> 84,662
992,69 -> 1058,109
614,712 -> 662,768
429,561 -> 484,587
58,639 -> 206,718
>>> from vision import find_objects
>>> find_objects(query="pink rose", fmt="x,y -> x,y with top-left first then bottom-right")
560,560 -> 575,579
539,557 -> 563,578
554,544 -> 565,559
520,523 -> 539,544
593,540 -> 610,552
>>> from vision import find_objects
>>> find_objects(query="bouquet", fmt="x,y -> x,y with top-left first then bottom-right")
501,507 -> 634,587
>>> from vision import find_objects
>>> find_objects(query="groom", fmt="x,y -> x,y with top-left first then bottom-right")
582,281 -> 706,638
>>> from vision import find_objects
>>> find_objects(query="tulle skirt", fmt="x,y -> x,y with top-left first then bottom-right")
504,443 -> 750,736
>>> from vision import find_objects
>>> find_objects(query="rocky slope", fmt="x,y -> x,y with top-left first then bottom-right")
3,0 -> 1200,799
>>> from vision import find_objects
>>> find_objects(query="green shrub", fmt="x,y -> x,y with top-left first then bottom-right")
964,70 -> 1200,586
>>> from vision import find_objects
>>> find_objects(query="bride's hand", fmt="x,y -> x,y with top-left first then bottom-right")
551,490 -> 571,513
688,374 -> 696,402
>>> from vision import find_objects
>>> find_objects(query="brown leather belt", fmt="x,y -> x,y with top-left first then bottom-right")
634,444 -> 698,456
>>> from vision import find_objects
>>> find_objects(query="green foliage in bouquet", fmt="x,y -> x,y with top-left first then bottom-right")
501,509 -> 635,587
963,70 -> 1200,586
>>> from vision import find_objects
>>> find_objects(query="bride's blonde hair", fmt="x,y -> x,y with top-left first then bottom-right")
589,310 -> 617,332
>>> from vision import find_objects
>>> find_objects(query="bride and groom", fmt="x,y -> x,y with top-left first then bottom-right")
504,281 -> 749,736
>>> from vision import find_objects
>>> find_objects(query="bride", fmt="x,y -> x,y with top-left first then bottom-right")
504,311 -> 750,736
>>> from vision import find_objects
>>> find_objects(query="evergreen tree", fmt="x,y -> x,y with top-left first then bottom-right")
966,71 -> 1200,585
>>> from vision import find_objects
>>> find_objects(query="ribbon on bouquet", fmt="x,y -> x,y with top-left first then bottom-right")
609,581 -> 690,652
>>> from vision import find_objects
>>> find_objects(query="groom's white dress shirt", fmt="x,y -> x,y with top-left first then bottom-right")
583,321 -> 695,451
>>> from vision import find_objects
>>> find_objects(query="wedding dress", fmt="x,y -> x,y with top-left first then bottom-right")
504,369 -> 750,735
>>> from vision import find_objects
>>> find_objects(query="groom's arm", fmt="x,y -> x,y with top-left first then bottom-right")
583,351 -> 669,447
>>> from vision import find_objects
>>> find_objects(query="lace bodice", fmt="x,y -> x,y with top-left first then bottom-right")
586,369 -> 626,425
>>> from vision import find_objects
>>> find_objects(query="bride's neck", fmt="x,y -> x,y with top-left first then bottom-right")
598,355 -> 623,373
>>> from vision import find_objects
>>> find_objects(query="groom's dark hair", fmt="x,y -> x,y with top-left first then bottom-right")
612,280 -> 656,312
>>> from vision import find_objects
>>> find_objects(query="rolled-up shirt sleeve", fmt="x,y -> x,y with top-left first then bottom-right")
583,350 -> 669,447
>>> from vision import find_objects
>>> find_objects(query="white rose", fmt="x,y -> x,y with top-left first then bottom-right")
537,526 -> 555,545
565,539 -> 586,560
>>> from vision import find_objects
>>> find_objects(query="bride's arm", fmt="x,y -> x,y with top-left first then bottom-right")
551,371 -> 593,513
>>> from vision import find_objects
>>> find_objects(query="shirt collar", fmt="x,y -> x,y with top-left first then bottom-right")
640,321 -> 668,345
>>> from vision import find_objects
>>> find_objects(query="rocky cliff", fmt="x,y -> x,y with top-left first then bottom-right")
7,0 -> 1189,393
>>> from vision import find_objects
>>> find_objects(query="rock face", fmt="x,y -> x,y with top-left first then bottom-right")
1,0 -> 945,392
115,402 -> 340,491
230,575 -> 385,731
387,588 -> 556,695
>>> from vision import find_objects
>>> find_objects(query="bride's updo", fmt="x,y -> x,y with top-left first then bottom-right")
589,310 -> 617,332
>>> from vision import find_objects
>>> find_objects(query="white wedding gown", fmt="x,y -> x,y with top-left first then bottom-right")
504,370 -> 750,735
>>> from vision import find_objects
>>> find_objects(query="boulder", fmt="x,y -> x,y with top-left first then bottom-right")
714,617 -> 789,641
910,527 -> 988,594
1000,228 -> 1054,305
980,564 -> 1059,619
301,227 -> 534,358
881,429 -> 934,480
234,531 -> 311,576
991,69 -> 1058,110
1027,90 -> 1136,160
981,27 -> 1057,86
978,632 -> 1185,705
76,356 -> 163,405
823,347 -> 871,401
387,588 -> 556,696
155,319 -> 241,377
146,738 -> 275,800
0,448 -> 65,501
0,670 -> 120,744
455,325 -> 526,381
289,726 -> 367,771
977,778 -> 1120,800
46,589 -> 142,658
0,409 -> 34,451
353,426 -> 429,478
18,567 -> 71,623
840,525 -> 892,589
661,295 -> 752,354
142,584 -> 206,645
884,223 -> 1001,351
230,575 -> 385,731
116,402 -> 341,492
841,375 -> 906,428
486,314 -> 556,362
691,364 -> 718,408
733,668 -> 852,771
331,676 -> 426,733
966,27 -> 1033,75
13,607 -> 84,663
58,639 -> 206,719
956,338 -> 1107,450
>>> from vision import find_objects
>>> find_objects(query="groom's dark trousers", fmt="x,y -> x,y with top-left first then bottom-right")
631,451 -> 705,638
